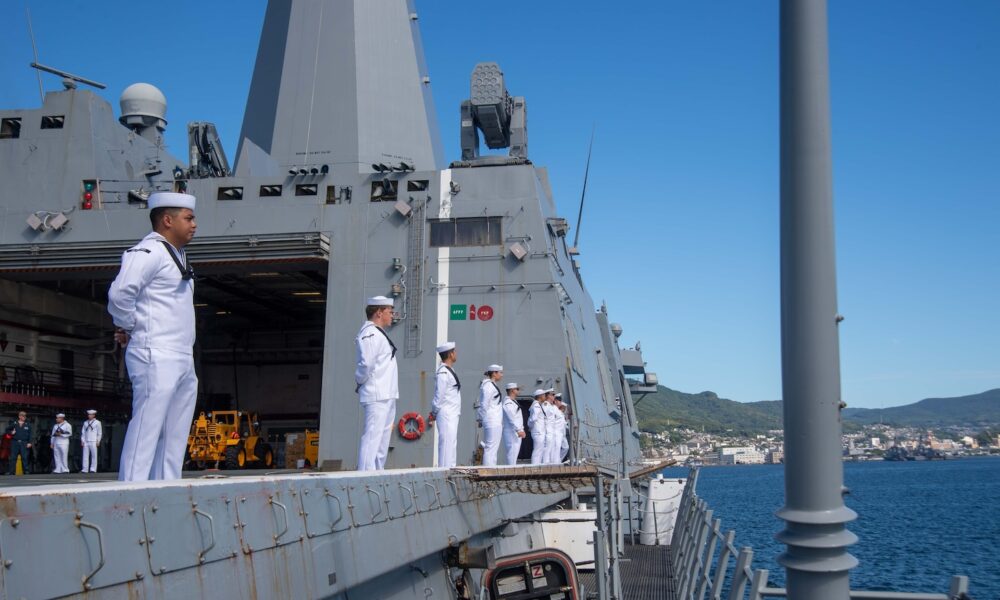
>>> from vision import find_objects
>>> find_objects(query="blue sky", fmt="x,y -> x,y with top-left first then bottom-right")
2,1 -> 997,409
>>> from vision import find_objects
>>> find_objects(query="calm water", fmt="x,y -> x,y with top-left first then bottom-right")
662,458 -> 1000,600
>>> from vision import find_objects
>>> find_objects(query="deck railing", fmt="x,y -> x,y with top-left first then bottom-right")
668,468 -> 972,600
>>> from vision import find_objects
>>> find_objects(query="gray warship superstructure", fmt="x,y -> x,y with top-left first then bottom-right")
0,1 -> 658,598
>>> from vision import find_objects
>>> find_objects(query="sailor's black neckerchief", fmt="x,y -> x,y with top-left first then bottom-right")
444,365 -> 461,390
374,326 -> 397,359
159,241 -> 194,280
489,381 -> 502,405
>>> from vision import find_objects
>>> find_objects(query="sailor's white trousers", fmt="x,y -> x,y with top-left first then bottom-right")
81,441 -> 98,472
358,398 -> 396,471
119,347 -> 198,481
52,439 -> 69,473
480,419 -> 502,466
530,430 -> 547,465
435,410 -> 459,468
502,428 -> 522,465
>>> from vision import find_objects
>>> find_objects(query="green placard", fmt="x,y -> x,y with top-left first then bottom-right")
450,304 -> 467,320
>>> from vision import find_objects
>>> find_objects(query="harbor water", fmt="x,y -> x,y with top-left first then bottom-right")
664,457 -> 1000,599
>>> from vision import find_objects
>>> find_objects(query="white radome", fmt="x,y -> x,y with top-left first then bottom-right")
120,83 -> 167,123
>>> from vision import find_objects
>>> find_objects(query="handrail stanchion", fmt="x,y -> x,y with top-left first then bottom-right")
727,547 -> 754,600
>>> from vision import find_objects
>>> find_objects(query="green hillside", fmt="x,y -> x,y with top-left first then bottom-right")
840,388 -> 1000,427
633,386 -> 782,435
635,387 -> 1000,433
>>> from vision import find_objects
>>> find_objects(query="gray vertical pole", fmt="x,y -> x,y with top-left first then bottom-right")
594,473 -> 609,599
777,1 -> 858,599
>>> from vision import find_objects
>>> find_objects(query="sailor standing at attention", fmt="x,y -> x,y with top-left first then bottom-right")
50,413 -> 72,473
108,191 -> 199,481
527,389 -> 549,465
80,410 -> 102,473
476,364 -> 504,466
428,342 -> 461,467
501,382 -> 526,465
548,393 -> 567,464
354,296 -> 399,471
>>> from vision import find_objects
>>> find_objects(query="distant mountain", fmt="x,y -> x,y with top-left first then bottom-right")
633,387 -> 781,435
841,388 -> 1000,427
634,387 -> 1000,434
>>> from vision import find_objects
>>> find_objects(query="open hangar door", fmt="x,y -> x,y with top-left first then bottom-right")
0,233 -> 330,470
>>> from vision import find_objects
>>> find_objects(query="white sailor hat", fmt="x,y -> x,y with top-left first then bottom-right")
148,192 -> 196,211
366,295 -> 394,307
486,364 -> 503,372
505,382 -> 519,390
533,389 -> 546,397
555,393 -> 563,399
545,388 -> 555,394
86,409 -> 97,415
436,341 -> 456,353
55,413 -> 65,418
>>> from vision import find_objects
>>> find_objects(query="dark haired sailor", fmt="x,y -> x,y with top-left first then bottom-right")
528,389 -> 550,465
355,295 -> 399,471
476,364 -> 504,466
428,342 -> 461,467
80,409 -> 102,473
50,413 -> 72,473
501,382 -> 526,465
109,191 -> 198,481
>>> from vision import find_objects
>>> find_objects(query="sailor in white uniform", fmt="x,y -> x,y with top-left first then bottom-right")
50,413 -> 72,473
555,393 -> 570,462
80,409 -> 102,473
501,382 -> 526,465
476,364 -> 504,466
548,393 -> 567,464
354,296 -> 399,471
108,192 -> 198,481
428,342 -> 461,467
527,389 -> 550,465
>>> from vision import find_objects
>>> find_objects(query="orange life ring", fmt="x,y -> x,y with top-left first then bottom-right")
398,412 -> 426,440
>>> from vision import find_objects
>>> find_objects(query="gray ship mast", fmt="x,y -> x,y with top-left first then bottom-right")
234,0 -> 444,177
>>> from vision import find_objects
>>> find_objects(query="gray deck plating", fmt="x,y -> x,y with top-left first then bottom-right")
0,467 -> 568,599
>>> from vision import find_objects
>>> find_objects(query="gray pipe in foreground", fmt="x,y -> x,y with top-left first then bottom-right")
777,1 -> 858,598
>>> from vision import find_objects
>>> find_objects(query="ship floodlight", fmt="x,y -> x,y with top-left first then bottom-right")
320,164 -> 329,174
394,200 -> 412,217
299,169 -> 308,175
371,163 -> 383,172
289,169 -> 298,175
508,242 -> 527,262
377,163 -> 391,172
26,213 -> 44,231
310,168 -> 319,175
399,161 -> 413,171
48,212 -> 69,231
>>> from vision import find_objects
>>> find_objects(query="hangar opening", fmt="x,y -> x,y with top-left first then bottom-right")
0,233 -> 328,472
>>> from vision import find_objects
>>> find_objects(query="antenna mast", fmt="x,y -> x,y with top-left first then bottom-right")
25,4 -> 43,102
572,126 -> 595,250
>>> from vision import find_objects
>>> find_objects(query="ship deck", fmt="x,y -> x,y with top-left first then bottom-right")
579,543 -> 675,600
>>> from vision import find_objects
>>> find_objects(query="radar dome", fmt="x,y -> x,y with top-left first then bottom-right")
119,83 -> 167,125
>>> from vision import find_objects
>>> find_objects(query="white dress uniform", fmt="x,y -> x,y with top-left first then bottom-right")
108,192 -> 199,482
548,406 -> 567,464
501,385 -> 524,465
80,413 -> 102,473
431,357 -> 462,468
527,392 -> 549,465
476,371 -> 504,466
50,419 -> 72,473
354,304 -> 399,471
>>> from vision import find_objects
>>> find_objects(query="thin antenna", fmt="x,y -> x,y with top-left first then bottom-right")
25,4 -> 44,102
572,125 -> 595,249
